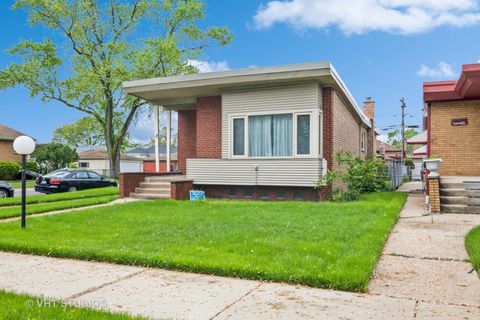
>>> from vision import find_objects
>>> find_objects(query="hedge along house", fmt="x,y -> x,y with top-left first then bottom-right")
121,62 -> 376,200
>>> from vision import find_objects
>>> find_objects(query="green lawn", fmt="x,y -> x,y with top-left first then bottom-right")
4,180 -> 35,189
466,226 -> 480,273
0,195 -> 118,219
0,192 -> 407,292
0,290 -> 142,319
0,187 -> 119,207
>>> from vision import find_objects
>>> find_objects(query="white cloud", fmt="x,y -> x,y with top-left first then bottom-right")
417,61 -> 456,78
377,134 -> 389,143
253,0 -> 480,35
187,60 -> 230,73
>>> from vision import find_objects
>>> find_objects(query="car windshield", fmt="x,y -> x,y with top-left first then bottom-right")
45,171 -> 71,178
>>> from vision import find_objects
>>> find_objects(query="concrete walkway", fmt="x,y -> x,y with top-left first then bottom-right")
0,194 -> 479,319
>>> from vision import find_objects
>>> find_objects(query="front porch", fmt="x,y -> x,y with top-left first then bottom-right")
439,176 -> 480,214
119,172 -> 192,200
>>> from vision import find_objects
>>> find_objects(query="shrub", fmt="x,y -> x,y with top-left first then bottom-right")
329,189 -> 361,202
0,161 -> 21,180
316,152 -> 388,201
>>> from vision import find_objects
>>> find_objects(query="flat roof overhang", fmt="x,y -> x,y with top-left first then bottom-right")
424,63 -> 480,103
123,61 -> 372,127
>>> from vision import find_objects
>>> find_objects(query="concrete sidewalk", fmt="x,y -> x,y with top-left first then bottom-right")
0,194 -> 479,319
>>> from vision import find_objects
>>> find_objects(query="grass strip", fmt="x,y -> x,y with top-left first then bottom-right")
0,290 -> 143,319
0,195 -> 118,219
466,226 -> 480,273
0,192 -> 407,292
4,180 -> 35,189
0,187 -> 118,207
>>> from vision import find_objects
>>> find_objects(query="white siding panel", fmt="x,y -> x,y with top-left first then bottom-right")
221,82 -> 319,158
187,158 -> 322,187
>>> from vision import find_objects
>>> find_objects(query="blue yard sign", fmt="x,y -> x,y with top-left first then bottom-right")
189,190 -> 206,201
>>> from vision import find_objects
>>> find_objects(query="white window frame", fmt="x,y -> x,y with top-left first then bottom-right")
294,112 -> 313,158
229,110 -> 315,159
78,161 -> 90,168
318,111 -> 323,158
230,116 -> 248,158
360,130 -> 366,152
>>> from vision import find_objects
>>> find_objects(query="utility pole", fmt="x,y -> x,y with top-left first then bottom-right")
400,97 -> 406,166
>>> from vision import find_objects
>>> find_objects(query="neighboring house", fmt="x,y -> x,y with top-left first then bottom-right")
126,145 -> 178,172
122,62 -> 377,200
0,124 -> 33,162
376,140 -> 401,159
127,145 -> 178,158
142,154 -> 178,172
78,150 -> 143,176
423,62 -> 480,176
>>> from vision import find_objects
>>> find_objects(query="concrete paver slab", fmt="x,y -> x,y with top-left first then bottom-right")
384,232 -> 469,261
0,252 -> 144,299
369,255 -> 480,307
73,269 -> 260,320
215,282 -> 416,320
416,302 -> 480,320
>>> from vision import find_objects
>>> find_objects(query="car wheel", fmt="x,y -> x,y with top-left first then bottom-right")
0,189 -> 8,198
68,186 -> 78,192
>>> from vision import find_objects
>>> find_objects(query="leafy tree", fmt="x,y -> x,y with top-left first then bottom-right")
53,117 -> 106,148
32,143 -> 79,172
0,0 -> 232,177
387,128 -> 418,154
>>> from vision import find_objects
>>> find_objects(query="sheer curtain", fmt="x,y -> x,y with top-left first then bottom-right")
248,114 -> 292,157
249,115 -> 273,157
272,114 -> 292,156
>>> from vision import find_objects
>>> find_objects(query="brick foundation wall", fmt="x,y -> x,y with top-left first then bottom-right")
0,140 -> 21,162
171,180 -> 193,200
196,96 -> 222,158
177,109 -> 197,174
195,184 -> 330,201
119,172 -> 181,198
428,178 -> 440,213
430,99 -> 480,176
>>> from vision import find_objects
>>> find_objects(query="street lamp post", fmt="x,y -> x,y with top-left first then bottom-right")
13,136 -> 36,229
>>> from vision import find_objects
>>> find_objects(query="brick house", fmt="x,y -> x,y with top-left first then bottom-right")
121,62 -> 376,200
0,124 -> 32,162
423,63 -> 480,176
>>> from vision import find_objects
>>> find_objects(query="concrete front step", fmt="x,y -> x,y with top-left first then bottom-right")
135,188 -> 171,196
441,204 -> 466,214
439,183 -> 465,189
440,196 -> 467,205
139,182 -> 171,189
465,206 -> 480,214
145,176 -> 180,182
440,189 -> 466,197
129,192 -> 171,200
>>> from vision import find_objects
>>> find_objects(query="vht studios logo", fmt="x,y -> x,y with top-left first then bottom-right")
25,297 -> 108,309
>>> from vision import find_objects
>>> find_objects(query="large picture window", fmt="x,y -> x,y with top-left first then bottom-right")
248,114 -> 292,157
231,111 -> 314,158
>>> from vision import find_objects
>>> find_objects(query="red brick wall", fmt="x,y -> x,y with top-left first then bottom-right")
178,109 -> 197,173
196,96 -> 222,158
322,87 -> 334,171
171,180 -> 193,200
195,184 -> 329,201
119,172 -> 181,198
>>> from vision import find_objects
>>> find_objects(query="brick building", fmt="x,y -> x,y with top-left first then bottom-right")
121,62 -> 377,200
0,124 -> 32,162
423,63 -> 480,176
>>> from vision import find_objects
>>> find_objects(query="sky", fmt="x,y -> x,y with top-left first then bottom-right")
1,0 -> 480,144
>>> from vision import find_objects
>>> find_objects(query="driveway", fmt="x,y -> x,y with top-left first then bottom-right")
13,188 -> 42,198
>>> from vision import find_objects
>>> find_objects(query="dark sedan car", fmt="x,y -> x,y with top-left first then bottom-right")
35,169 -> 117,194
0,181 -> 14,198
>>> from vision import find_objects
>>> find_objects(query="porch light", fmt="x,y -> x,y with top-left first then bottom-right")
13,135 -> 36,229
